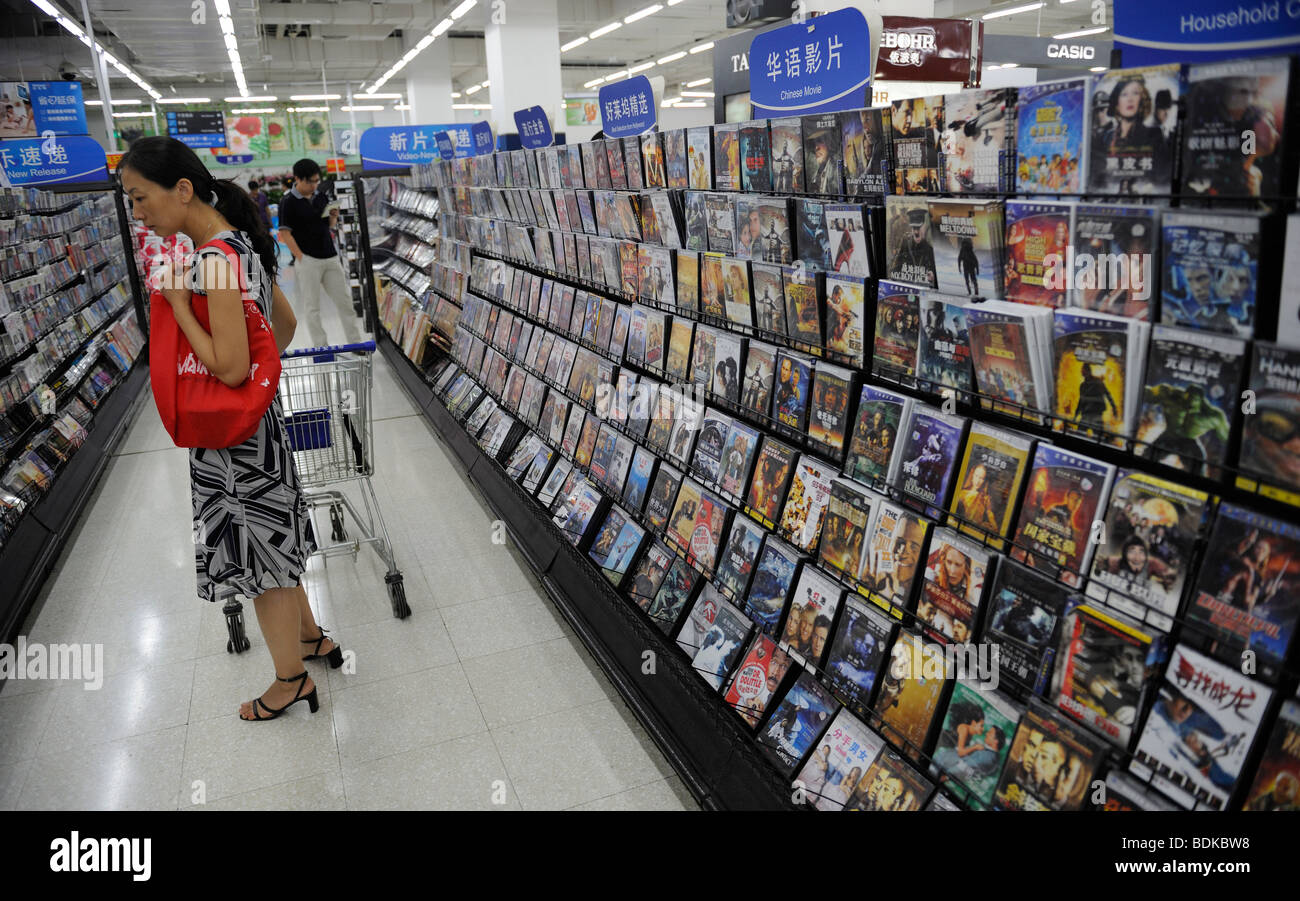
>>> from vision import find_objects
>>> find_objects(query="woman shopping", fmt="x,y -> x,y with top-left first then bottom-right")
117,136 -> 343,721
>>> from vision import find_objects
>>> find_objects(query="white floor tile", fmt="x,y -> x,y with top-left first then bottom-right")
19,725 -> 187,810
341,731 -> 519,810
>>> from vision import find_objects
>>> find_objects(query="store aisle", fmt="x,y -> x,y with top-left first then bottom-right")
0,351 -> 697,811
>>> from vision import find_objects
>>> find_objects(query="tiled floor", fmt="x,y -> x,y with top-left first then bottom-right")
0,286 -> 696,811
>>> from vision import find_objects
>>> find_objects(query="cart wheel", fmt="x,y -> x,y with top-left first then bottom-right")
223,602 -> 250,654
330,503 -> 347,542
386,572 -> 410,618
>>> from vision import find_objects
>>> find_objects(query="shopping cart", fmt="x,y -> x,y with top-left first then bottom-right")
222,340 -> 410,654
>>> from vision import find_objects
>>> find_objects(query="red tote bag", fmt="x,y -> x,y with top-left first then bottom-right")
149,237 -> 281,449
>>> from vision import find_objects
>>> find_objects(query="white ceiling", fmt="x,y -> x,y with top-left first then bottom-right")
0,0 -> 1111,105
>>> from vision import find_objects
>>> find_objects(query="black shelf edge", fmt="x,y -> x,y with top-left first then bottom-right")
378,332 -> 792,810
0,361 -> 149,653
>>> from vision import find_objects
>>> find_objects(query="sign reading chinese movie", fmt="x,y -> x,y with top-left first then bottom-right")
513,106 -> 553,149
873,16 -> 983,86
749,6 -> 872,117
28,82 -> 88,136
358,123 -> 465,168
470,120 -> 495,156
597,75 -> 657,139
1115,0 -> 1300,64
165,110 -> 227,148
0,135 -> 108,185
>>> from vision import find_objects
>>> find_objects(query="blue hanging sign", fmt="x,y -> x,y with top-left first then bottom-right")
0,134 -> 108,185
470,120 -> 495,156
433,131 -> 455,160
748,7 -> 872,117
512,105 -> 553,149
28,81 -> 88,136
1115,0 -> 1300,65
597,75 -> 657,139
358,123 -> 468,168
214,153 -> 254,165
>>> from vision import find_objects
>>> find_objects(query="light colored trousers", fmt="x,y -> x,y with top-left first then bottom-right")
294,253 -> 363,347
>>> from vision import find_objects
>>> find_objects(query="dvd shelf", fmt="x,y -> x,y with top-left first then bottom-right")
0,183 -> 148,646
373,55 -> 1300,812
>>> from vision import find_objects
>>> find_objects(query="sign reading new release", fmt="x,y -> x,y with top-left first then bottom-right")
597,75 -> 657,139
749,6 -> 871,117
359,123 -> 465,168
0,135 -> 108,185
513,106 -> 553,149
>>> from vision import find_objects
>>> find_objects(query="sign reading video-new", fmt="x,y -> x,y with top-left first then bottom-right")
165,110 -> 227,148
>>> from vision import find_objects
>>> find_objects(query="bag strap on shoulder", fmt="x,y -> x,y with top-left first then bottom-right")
196,236 -> 250,295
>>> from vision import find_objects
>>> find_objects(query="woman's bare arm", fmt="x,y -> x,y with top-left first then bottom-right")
270,282 -> 296,353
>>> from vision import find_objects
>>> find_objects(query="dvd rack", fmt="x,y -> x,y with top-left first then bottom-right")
0,182 -> 149,650
374,67 -> 1300,810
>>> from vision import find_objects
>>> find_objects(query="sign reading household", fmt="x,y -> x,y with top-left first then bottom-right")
748,6 -> 872,117
513,106 -> 553,149
597,75 -> 657,139
0,135 -> 108,185
359,123 -> 466,168
1115,0 -> 1300,64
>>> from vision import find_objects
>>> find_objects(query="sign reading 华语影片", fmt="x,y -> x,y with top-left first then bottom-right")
748,7 -> 872,118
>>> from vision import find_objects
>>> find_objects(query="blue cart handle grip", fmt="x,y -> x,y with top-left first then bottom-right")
282,341 -> 377,359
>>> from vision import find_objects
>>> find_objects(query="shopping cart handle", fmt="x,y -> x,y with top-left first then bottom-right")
282,341 -> 376,359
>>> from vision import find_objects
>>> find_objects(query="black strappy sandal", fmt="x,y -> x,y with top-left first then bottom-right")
301,629 -> 344,669
240,671 -> 320,721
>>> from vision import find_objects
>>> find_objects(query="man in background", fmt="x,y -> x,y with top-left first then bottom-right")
247,179 -> 271,231
278,158 -> 363,346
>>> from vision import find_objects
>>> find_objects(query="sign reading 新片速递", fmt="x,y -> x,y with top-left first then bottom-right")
1115,0 -> 1300,64
748,6 -> 872,117
0,135 -> 108,185
359,123 -> 466,168
597,75 -> 657,139
513,106 -> 553,149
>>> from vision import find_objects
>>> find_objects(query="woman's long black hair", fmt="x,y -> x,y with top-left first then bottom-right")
117,136 -> 279,281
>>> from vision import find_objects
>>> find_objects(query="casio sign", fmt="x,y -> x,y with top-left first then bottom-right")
1047,43 -> 1095,60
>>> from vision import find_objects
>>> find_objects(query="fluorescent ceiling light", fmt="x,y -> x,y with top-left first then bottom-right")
606,70 -> 628,80
1052,25 -> 1109,38
214,0 -> 231,14
1090,65 -> 1107,71
289,94 -> 341,100
661,100 -> 678,108
220,17 -> 234,35
286,106 -> 329,112
688,41 -> 713,54
394,104 -> 411,110
685,77 -> 711,87
681,90 -> 713,97
479,80 -> 490,87
223,33 -> 239,51
416,34 -> 434,50
629,62 -> 654,74
624,4 -> 662,24
983,2 -> 1043,19
465,84 -> 482,95
658,51 -> 686,64
432,17 -> 454,37
561,36 -> 589,52
452,103 -> 492,110
230,108 -> 276,114
590,22 -> 622,39
583,77 -> 605,88
667,0 -> 685,5
451,91 -> 462,98
158,97 -> 211,104
357,92 -> 401,99
86,99 -> 142,106
31,0 -> 59,13
112,111 -> 153,118
675,101 -> 705,108
227,95 -> 275,102
450,0 -> 476,19
340,105 -> 384,112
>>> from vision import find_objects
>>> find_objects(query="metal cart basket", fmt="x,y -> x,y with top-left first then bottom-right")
222,340 -> 409,653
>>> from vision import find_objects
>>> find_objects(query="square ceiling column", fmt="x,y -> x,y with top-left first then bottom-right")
484,0 -> 563,140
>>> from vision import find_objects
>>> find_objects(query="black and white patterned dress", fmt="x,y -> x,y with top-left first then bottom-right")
188,230 -> 317,603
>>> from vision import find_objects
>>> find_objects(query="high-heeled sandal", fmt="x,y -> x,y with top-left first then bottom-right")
301,628 -> 344,669
240,671 -> 319,721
